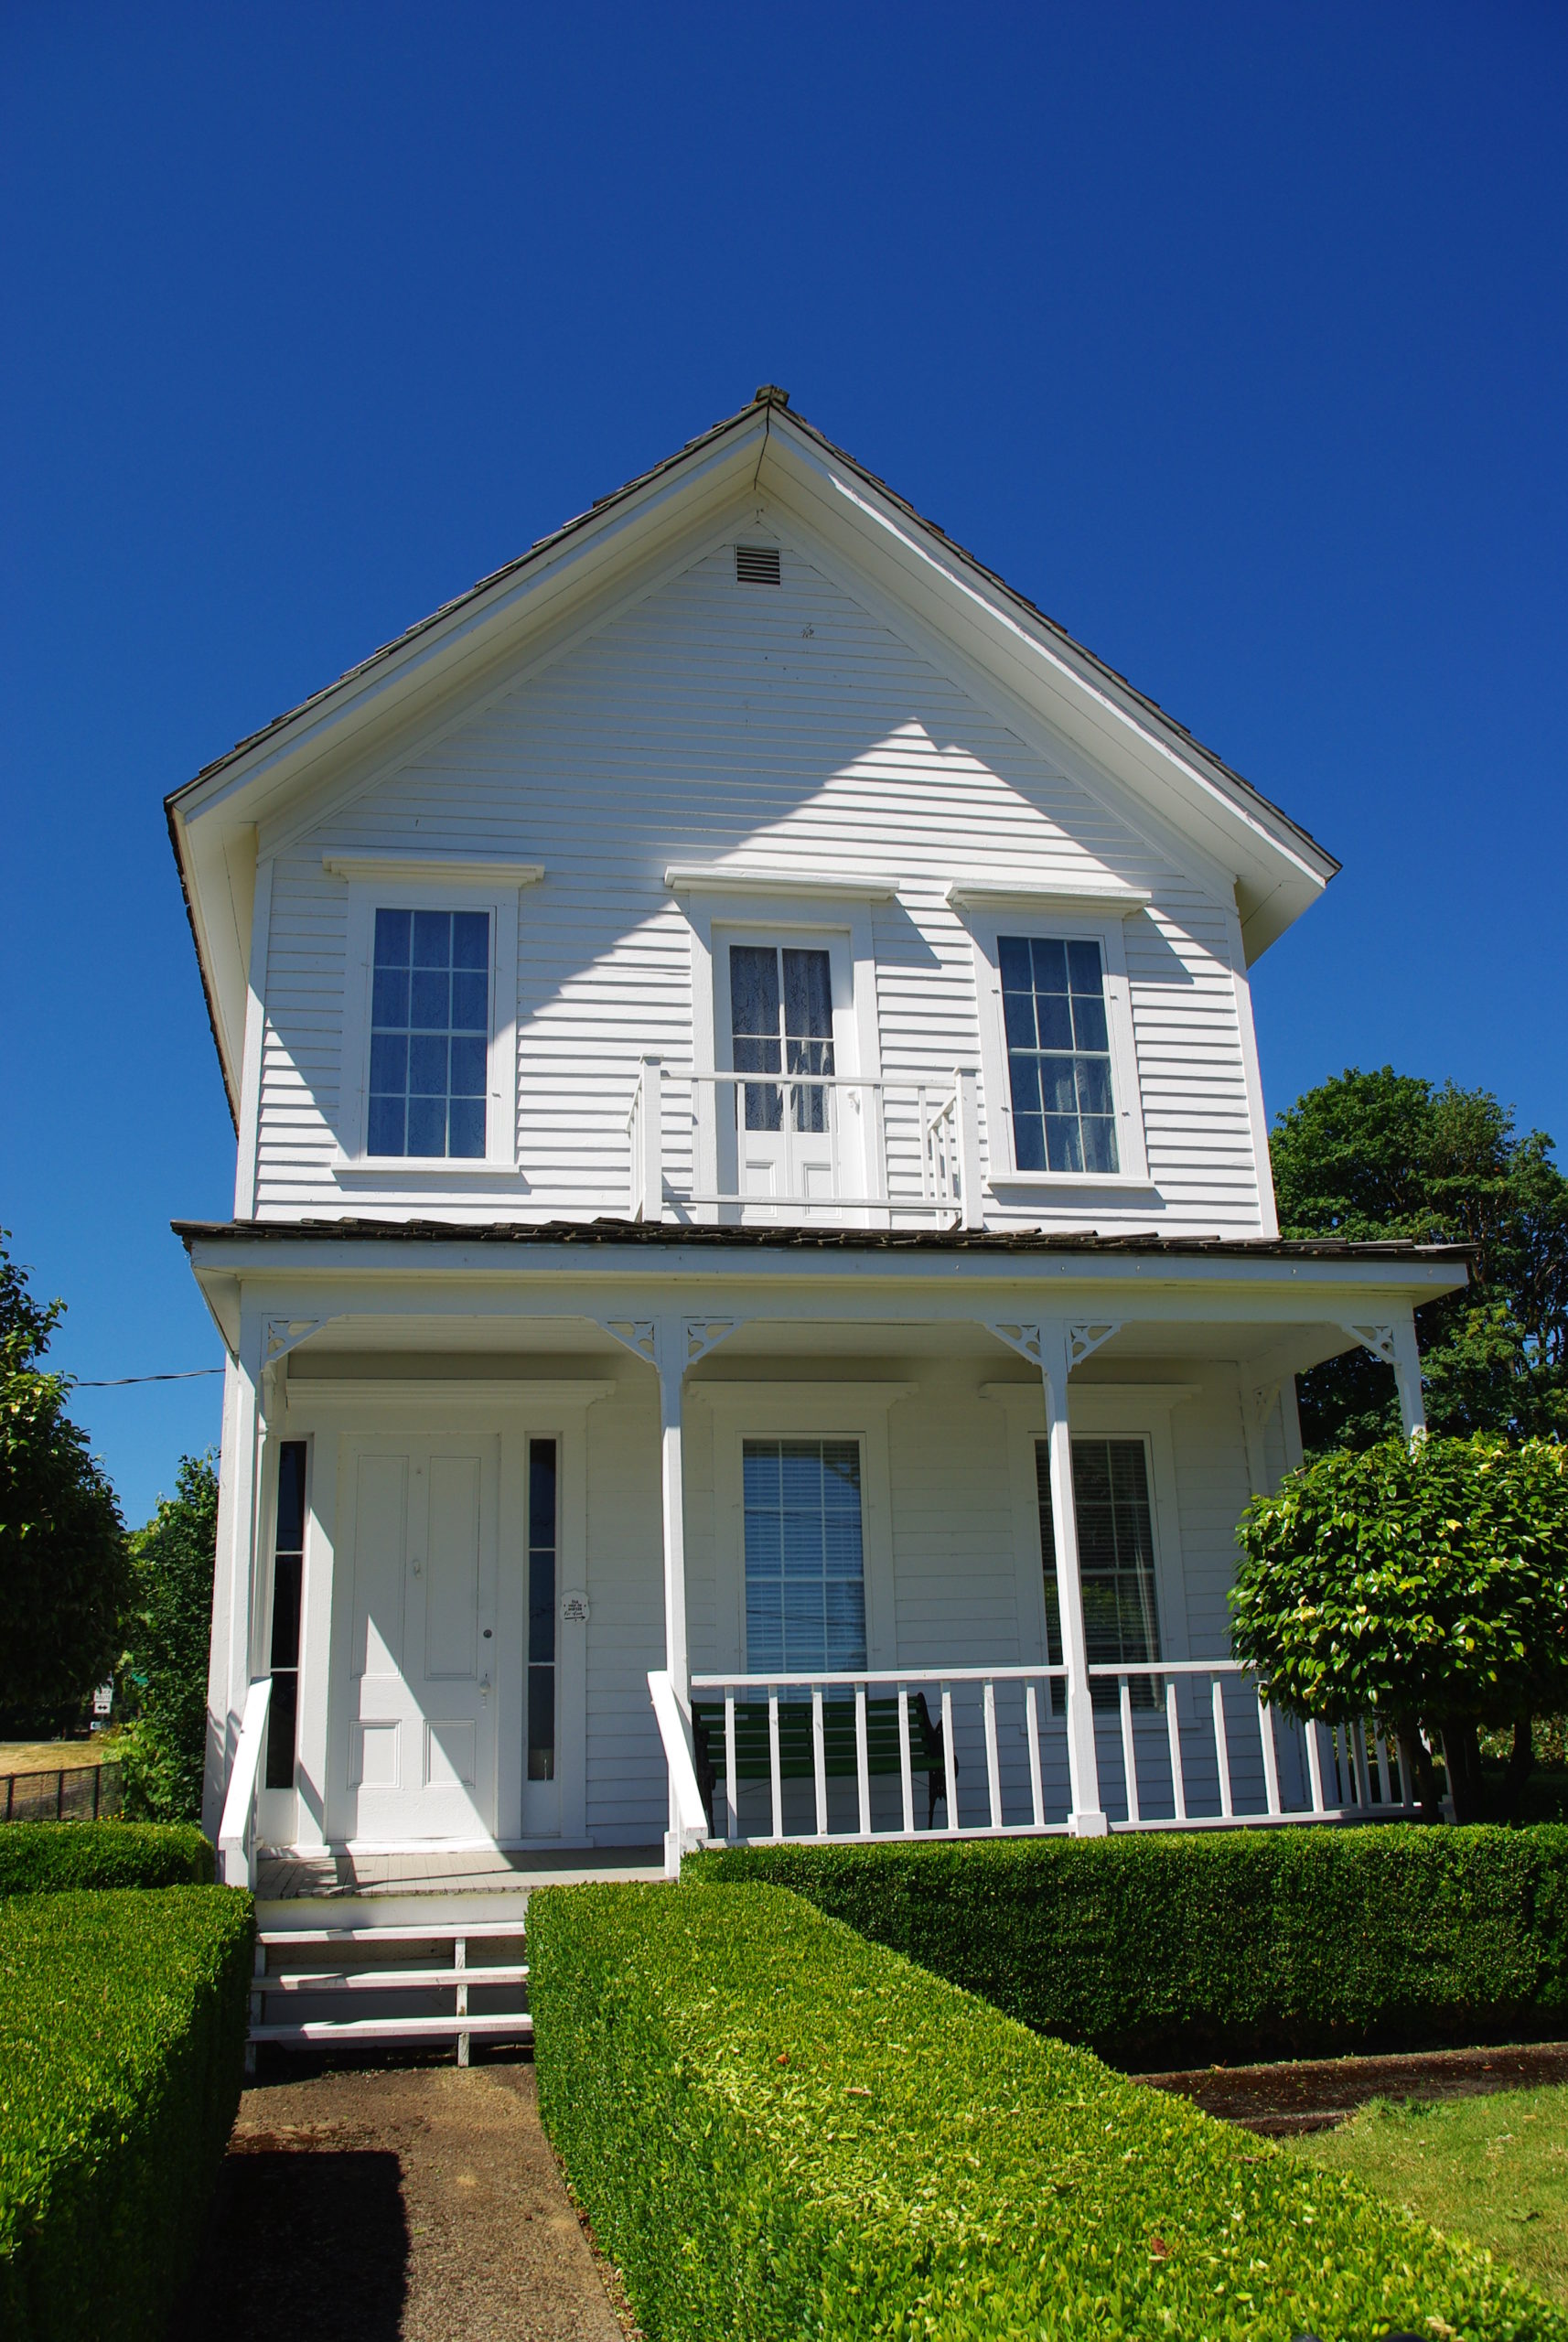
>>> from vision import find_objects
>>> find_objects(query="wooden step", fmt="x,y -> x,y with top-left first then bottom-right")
261,1964 -> 528,1993
251,2012 -> 533,2046
257,1919 -> 526,1950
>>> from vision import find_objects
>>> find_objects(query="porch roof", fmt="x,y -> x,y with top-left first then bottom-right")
173,1215 -> 1467,1268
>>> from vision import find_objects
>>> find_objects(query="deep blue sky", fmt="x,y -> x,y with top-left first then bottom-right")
3,3 -> 1564,1524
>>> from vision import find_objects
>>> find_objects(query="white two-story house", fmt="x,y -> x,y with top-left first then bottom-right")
172,388 -> 1464,1886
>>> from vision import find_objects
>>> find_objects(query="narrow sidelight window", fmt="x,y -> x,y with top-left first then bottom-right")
368,908 -> 490,1157
265,1442 -> 307,1789
743,1438 -> 865,1674
527,1439 -> 557,1781
1036,1437 -> 1161,1707
729,944 -> 833,1134
999,936 -> 1119,1174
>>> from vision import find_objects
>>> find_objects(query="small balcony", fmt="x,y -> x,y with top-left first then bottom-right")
626,1058 -> 983,1225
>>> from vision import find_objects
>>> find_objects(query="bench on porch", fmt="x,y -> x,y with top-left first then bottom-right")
691,1692 -> 950,1835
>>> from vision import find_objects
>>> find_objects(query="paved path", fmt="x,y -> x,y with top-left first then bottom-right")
175,2062 -> 626,2342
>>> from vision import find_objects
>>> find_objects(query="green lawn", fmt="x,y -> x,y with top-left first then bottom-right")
1287,2084 -> 1568,2306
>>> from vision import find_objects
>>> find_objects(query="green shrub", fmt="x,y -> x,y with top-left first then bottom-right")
0,1885 -> 252,2342
532,1881 -> 1563,2341
0,1821 -> 213,1896
691,1825 -> 1568,2066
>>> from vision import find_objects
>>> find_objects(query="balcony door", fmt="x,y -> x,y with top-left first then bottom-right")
718,934 -> 858,1216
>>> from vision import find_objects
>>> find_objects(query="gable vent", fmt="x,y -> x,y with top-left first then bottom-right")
735,543 -> 781,586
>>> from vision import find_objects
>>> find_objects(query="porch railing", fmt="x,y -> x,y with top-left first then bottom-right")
1087,1661 -> 1420,1828
626,1060 -> 983,1224
683,1665 -> 1072,1844
218,1676 -> 273,1889
654,1660 -> 1419,1853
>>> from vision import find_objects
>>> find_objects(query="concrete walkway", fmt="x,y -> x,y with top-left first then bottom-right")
175,2062 -> 626,2342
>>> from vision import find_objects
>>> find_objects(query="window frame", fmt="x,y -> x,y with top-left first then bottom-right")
965,908 -> 1151,1190
695,1381 -> 907,1680
675,885 -> 884,1218
335,876 -> 521,1174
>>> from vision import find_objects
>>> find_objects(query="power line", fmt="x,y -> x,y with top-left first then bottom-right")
73,1368 -> 226,1388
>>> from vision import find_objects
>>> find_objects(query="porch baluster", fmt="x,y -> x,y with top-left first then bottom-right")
897,1687 -> 915,1833
1353,1724 -> 1374,1810
1212,1675 -> 1233,1821
811,1685 -> 828,1838
725,1690 -> 738,1841
1025,1681 -> 1045,1829
854,1682 -> 871,1838
1257,1689 -> 1283,1817
768,1689 -> 782,1840
1118,1676 -> 1140,1826
1373,1729 -> 1393,1808
1165,1678 -> 1187,1821
940,1682 -> 958,1833
1305,1719 -> 1326,1814
983,1678 -> 1002,1830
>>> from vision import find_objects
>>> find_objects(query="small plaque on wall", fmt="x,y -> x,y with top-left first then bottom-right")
560,1591 -> 590,1625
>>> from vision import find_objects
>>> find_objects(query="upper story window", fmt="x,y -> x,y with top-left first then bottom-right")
730,942 -> 834,1133
999,935 -> 1118,1175
369,908 -> 490,1158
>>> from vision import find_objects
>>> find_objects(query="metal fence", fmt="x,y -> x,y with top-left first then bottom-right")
0,1763 -> 123,1823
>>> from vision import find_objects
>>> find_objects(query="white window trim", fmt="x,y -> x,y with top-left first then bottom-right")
332,876 -> 521,1174
693,1381 -> 908,1678
679,887 -> 884,1210
983,1381 -> 1195,1671
964,908 -> 1153,1191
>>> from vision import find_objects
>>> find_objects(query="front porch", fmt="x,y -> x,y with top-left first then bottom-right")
188,1221 -> 1464,1891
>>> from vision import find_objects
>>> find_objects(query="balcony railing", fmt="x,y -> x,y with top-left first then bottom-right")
626,1060 -> 983,1224
654,1660 -> 1419,1853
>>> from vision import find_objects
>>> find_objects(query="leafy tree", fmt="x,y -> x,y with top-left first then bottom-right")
1230,1434 -> 1568,1821
1271,1069 -> 1568,1453
0,1230 -> 129,1732
120,1452 -> 219,1822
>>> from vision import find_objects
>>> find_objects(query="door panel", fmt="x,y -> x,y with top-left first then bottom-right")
424,1453 -> 481,1677
351,1452 -> 407,1679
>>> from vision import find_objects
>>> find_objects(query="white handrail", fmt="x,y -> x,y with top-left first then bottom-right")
647,1669 -> 710,1878
218,1676 -> 273,1890
692,1664 -> 1069,1690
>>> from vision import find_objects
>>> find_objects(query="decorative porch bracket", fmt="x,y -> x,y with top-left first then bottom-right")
1341,1318 -> 1426,1442
984,1318 -> 1111,1836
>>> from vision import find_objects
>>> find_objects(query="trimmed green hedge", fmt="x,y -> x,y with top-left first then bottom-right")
0,1885 -> 252,2341
0,1821 -> 214,1896
532,1881 -> 1563,2340
691,1825 -> 1568,2066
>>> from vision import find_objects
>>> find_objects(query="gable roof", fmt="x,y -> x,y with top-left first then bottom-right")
168,386 -> 1339,1116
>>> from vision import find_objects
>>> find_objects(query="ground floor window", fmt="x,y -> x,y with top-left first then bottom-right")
1036,1435 -> 1162,1704
265,1442 -> 307,1788
743,1437 -> 865,1674
528,1439 -> 558,1780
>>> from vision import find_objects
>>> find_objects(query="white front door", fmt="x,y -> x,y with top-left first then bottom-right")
340,1433 -> 499,1842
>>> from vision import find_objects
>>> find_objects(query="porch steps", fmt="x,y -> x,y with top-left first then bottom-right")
250,1897 -> 532,2066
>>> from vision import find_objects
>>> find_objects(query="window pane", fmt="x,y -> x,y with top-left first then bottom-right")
412,909 -> 450,966
528,1440 -> 558,1781
729,946 -> 779,1037
374,908 -> 411,967
783,949 -> 832,1040
1036,1436 -> 1160,1707
452,911 -> 489,970
367,906 -> 490,1158
743,1438 -> 865,1674
999,934 -> 1119,1177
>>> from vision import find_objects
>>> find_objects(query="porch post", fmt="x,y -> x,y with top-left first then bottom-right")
1389,1314 -> 1426,1442
652,1317 -> 691,1708
203,1305 -> 265,1842
1039,1322 -> 1108,1837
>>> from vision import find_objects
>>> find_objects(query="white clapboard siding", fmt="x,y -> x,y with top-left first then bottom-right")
255,527 -> 1262,1229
